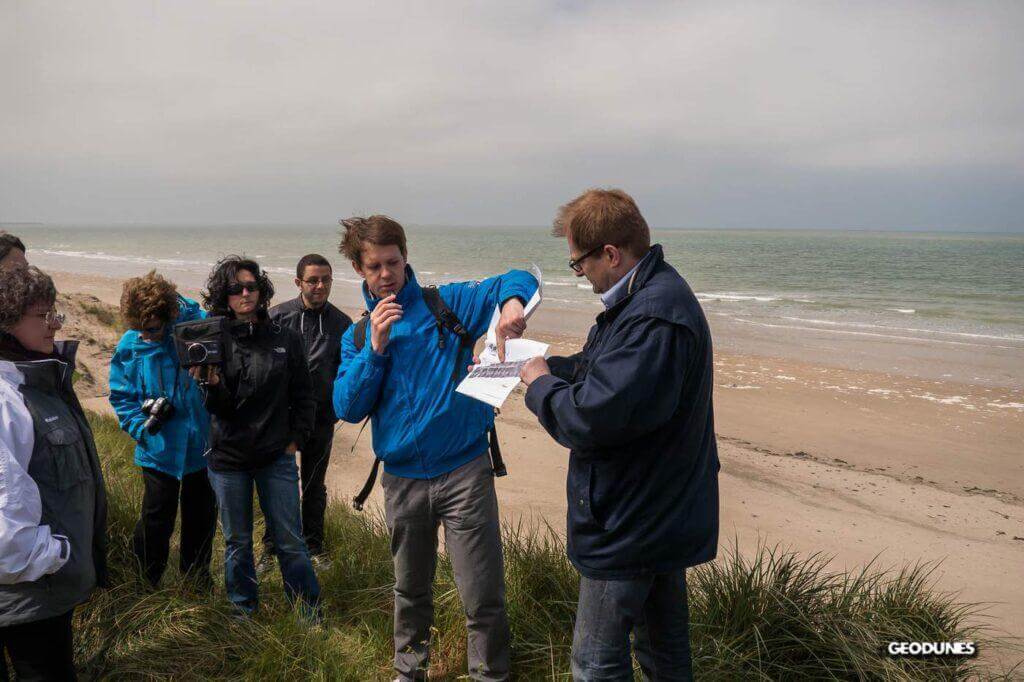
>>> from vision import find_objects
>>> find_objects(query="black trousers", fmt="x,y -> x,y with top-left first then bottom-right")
264,420 -> 335,556
0,610 -> 76,681
132,466 -> 218,587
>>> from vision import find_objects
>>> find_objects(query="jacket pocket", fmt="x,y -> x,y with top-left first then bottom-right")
42,427 -> 91,490
569,460 -> 603,530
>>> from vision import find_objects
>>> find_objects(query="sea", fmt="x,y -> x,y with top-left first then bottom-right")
13,223 -> 1024,388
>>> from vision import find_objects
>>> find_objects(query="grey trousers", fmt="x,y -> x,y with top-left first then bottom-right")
382,453 -> 511,682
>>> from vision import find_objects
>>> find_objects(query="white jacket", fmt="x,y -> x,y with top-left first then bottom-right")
0,360 -> 69,583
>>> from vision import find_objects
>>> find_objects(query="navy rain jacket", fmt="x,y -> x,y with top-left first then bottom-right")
525,244 -> 720,579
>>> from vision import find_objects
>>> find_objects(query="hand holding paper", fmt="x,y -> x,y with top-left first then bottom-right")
456,264 -> 547,408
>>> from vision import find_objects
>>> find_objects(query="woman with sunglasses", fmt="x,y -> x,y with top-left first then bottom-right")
108,271 -> 216,589
190,256 -> 320,617
0,266 -> 108,681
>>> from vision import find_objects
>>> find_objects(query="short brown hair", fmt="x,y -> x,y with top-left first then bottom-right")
120,270 -> 180,330
339,215 -> 407,266
553,188 -> 650,257
0,266 -> 56,331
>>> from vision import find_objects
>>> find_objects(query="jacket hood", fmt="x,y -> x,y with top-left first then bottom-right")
122,330 -> 174,356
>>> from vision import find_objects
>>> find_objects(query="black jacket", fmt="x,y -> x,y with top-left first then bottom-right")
202,318 -> 316,472
525,245 -> 720,579
269,297 -> 352,424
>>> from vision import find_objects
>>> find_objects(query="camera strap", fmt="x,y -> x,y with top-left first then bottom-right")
138,349 -> 181,404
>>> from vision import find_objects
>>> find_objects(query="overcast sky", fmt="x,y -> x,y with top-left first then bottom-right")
2,1 -> 1022,231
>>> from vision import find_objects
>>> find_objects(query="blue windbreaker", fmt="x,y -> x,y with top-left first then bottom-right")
333,266 -> 538,479
108,296 -> 210,479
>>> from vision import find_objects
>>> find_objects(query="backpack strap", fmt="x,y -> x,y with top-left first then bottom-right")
421,286 -> 474,382
350,415 -> 376,510
352,311 -> 370,352
421,286 -> 507,477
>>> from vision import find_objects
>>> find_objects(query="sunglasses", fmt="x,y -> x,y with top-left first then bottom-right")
569,245 -> 605,273
226,282 -> 261,296
142,324 -> 164,334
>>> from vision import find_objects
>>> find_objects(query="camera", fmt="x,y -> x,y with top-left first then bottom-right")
173,316 -> 232,368
141,396 -> 176,435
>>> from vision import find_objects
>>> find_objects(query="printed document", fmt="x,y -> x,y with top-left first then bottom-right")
456,264 -> 547,408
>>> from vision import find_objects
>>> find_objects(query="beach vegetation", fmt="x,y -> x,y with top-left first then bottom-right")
75,411 -> 1020,680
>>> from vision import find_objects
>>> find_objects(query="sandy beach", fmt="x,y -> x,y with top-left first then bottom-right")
51,268 -> 1024,663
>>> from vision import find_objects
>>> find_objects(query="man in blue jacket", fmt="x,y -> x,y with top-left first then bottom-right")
520,189 -> 720,681
109,273 -> 216,588
333,215 -> 537,682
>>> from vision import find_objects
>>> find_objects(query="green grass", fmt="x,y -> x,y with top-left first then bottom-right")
79,300 -> 123,330
77,411 -> 1020,680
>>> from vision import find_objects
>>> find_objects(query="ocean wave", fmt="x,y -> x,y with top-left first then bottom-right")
887,308 -> 916,314
778,316 -> 1024,342
726,316 -> 1022,349
697,292 -> 779,303
37,249 -> 210,269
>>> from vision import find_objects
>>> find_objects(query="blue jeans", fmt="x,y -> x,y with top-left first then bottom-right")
572,570 -> 692,681
208,453 -> 321,615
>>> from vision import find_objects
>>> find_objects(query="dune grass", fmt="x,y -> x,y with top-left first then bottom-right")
76,411 -> 1019,680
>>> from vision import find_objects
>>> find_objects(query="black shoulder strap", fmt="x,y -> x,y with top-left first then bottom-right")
353,311 -> 370,351
422,286 -> 474,381
422,287 -> 469,343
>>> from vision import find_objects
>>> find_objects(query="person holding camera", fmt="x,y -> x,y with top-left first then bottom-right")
108,271 -> 216,589
190,256 -> 320,617
0,266 -> 108,681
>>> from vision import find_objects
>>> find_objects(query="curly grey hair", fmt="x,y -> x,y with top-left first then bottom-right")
0,232 -> 26,262
0,266 -> 57,331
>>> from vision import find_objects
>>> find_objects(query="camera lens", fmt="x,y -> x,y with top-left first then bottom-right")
187,342 -> 208,363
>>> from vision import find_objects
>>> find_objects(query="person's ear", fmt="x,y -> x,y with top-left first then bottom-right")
606,245 -> 622,268
294,276 -> 302,289
352,260 -> 365,278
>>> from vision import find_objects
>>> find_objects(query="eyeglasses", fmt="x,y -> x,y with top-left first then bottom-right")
568,245 -> 605,273
301,276 -> 332,287
32,309 -> 66,326
226,282 -> 260,296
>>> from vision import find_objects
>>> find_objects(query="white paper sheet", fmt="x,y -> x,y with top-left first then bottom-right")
456,265 -> 547,408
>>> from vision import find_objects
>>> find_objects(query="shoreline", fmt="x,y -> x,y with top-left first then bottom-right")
48,268 -> 1024,658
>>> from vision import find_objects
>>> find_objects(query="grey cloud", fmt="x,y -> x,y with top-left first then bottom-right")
1,0 -> 1022,229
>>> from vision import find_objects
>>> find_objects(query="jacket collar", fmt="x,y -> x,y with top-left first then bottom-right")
599,244 -> 665,318
361,265 -> 422,310
14,357 -> 72,393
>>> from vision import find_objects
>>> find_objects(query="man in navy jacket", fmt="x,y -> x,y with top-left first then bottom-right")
520,189 -> 719,681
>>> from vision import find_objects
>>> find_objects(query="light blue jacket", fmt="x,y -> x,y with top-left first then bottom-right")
333,267 -> 538,479
108,296 -> 210,479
